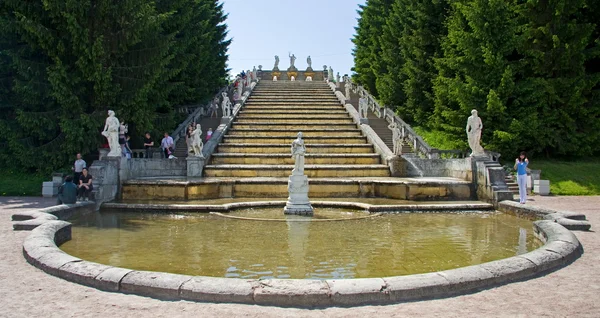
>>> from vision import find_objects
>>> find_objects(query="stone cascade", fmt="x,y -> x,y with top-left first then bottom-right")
204,81 -> 391,178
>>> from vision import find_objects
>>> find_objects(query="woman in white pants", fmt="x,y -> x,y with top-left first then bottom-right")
514,152 -> 529,204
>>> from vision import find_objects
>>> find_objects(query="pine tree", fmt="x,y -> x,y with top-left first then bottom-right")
351,0 -> 394,96
432,0 -> 520,152
516,0 -> 600,156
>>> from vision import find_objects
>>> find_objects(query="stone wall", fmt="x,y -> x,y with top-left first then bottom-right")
402,156 -> 473,181
258,70 -> 325,81
120,158 -> 187,181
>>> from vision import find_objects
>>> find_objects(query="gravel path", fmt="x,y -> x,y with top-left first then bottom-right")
1,196 -> 598,317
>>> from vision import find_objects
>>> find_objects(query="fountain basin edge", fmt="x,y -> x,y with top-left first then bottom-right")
15,201 -> 584,307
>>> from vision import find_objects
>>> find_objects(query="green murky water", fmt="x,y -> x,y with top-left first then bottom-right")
60,209 -> 541,279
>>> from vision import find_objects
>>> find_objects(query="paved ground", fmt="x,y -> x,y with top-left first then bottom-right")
1,196 -> 598,317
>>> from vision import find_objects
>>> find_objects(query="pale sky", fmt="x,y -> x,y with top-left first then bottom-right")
221,0 -> 366,77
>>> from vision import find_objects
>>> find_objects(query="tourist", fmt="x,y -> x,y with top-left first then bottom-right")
72,153 -> 86,185
514,151 -> 529,204
119,121 -> 128,151
185,125 -> 193,156
57,176 -> 77,205
124,135 -> 133,159
143,132 -> 154,158
206,128 -> 213,142
161,132 -> 176,159
77,168 -> 93,201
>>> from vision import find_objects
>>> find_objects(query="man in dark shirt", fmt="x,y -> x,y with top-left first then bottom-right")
143,132 -> 154,158
77,168 -> 93,201
57,176 -> 77,204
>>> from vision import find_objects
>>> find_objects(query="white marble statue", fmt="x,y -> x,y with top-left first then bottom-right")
252,66 -> 257,80
245,70 -> 251,86
236,76 -> 243,100
345,83 -> 351,100
328,67 -> 334,82
221,92 -> 232,117
258,65 -> 262,71
273,76 -> 278,81
358,94 -> 368,119
306,76 -> 312,81
101,110 -> 121,157
307,56 -> 312,68
190,124 -> 204,158
274,55 -> 280,69
466,109 -> 485,156
289,53 -> 296,68
388,122 -> 403,155
336,72 -> 341,88
291,132 -> 306,176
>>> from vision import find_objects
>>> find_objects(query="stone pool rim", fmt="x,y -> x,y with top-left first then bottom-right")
15,200 -> 586,307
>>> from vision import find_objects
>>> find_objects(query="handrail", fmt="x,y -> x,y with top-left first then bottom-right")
171,83 -> 234,145
346,78 -> 467,159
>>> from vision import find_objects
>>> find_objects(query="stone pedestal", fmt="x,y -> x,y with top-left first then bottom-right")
187,156 -> 205,178
284,174 -> 313,215
534,180 -> 550,195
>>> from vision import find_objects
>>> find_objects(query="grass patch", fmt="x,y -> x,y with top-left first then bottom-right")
0,170 -> 46,196
412,126 -> 465,150
530,159 -> 600,196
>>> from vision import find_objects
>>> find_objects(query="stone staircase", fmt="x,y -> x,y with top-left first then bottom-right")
505,175 -> 519,194
204,81 -> 391,179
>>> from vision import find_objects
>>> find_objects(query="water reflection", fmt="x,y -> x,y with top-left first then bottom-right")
61,210 -> 542,279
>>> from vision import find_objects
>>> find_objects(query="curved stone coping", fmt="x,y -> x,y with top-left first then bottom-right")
210,212 -> 383,222
11,201 -> 94,231
22,218 -> 582,307
101,200 -> 493,213
498,200 -> 591,231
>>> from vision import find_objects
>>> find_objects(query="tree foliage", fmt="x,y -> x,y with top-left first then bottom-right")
352,0 -> 600,157
0,0 -> 230,172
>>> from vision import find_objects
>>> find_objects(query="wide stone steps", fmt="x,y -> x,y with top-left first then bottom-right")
227,129 -> 363,137
210,153 -> 381,165
237,113 -> 350,119
242,106 -> 343,111
203,164 -> 391,178
216,143 -> 375,154
232,123 -> 358,130
250,93 -> 335,97
235,117 -> 354,124
244,101 -> 342,106
239,110 -> 348,115
222,136 -> 368,144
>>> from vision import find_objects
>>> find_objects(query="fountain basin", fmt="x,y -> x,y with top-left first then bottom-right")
18,201 -> 583,306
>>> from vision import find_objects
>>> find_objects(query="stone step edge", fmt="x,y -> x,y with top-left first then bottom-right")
218,143 -> 373,147
223,136 -> 366,139
211,153 -> 380,158
204,164 -> 390,170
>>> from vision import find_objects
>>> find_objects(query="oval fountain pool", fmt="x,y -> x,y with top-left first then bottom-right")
59,208 -> 542,279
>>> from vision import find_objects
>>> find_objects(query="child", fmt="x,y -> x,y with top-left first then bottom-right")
206,128 -> 213,141
514,151 -> 529,204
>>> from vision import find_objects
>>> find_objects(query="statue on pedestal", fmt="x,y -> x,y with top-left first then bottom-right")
328,67 -> 334,82
236,76 -> 243,100
274,55 -> 280,70
221,92 -> 232,117
289,53 -> 296,68
358,94 -> 368,119
336,72 -> 341,88
307,56 -> 312,69
245,70 -> 251,87
388,122 -> 403,155
101,110 -> 121,157
466,109 -> 485,156
190,124 -> 204,158
252,66 -> 257,80
285,131 -> 313,215
291,132 -> 306,176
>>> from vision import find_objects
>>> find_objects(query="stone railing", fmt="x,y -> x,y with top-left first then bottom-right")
346,79 -> 473,160
171,84 -> 234,146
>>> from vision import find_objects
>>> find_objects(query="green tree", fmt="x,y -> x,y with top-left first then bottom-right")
351,0 -> 394,96
515,0 -> 600,156
433,0 -> 520,153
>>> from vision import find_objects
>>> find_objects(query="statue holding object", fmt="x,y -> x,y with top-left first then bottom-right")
102,110 -> 121,157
